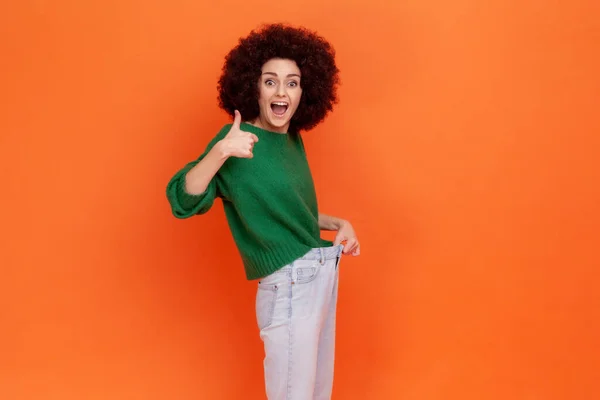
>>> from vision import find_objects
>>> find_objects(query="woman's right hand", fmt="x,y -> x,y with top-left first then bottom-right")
219,110 -> 259,159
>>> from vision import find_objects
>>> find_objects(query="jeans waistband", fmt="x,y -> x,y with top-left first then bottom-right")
297,244 -> 344,262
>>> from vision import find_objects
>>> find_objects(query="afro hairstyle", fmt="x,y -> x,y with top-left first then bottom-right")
217,23 -> 340,132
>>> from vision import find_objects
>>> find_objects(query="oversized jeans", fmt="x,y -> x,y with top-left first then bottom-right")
255,244 -> 344,400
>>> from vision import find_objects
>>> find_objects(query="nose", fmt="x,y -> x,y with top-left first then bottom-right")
275,84 -> 286,97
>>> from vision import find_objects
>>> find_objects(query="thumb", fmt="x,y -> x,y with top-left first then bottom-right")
232,110 -> 242,129
333,233 -> 346,246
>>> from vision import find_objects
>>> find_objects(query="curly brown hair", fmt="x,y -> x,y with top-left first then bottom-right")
217,23 -> 340,132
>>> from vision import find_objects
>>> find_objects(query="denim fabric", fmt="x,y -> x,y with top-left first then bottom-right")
255,244 -> 344,400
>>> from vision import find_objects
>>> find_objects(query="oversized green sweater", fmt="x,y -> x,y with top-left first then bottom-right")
166,122 -> 333,280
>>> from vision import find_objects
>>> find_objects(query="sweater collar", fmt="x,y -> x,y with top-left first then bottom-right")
240,122 -> 295,137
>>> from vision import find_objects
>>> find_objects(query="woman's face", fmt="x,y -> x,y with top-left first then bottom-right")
254,58 -> 302,133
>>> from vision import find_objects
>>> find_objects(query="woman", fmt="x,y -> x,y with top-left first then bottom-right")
166,23 -> 360,400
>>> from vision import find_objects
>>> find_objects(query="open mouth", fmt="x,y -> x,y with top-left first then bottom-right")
270,101 -> 289,117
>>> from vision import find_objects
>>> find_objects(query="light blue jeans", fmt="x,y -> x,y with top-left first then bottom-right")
255,245 -> 344,400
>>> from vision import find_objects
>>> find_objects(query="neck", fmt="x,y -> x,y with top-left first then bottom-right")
250,117 -> 289,134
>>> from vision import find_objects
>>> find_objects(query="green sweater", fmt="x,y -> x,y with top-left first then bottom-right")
166,122 -> 332,280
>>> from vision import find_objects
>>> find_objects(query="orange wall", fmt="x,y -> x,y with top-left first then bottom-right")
2,1 -> 599,399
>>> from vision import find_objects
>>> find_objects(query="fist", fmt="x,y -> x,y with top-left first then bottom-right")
220,110 -> 259,159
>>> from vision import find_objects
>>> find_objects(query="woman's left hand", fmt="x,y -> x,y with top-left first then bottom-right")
333,221 -> 360,256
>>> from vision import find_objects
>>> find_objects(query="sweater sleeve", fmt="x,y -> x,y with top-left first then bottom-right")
166,125 -> 231,219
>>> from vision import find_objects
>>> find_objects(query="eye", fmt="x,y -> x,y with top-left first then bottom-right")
288,81 -> 299,87
265,79 -> 276,86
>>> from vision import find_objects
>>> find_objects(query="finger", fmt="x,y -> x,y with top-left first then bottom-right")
333,235 -> 346,247
344,238 -> 358,254
233,110 -> 242,129
352,245 -> 360,256
251,134 -> 259,142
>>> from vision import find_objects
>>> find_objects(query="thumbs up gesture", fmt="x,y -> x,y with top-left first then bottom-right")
220,110 -> 259,159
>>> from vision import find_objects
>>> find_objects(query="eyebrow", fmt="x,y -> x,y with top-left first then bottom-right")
262,72 -> 301,78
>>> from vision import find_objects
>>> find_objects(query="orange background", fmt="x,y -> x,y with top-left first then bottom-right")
2,0 -> 599,399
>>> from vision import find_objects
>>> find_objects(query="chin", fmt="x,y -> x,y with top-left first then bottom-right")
269,118 -> 289,128
266,111 -> 293,131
